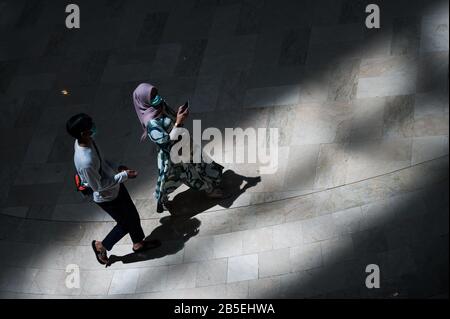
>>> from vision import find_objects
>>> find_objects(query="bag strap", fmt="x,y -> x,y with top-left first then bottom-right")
92,141 -> 103,174
74,141 -> 103,193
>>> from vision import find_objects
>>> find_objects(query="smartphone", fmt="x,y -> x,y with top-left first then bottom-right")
180,100 -> 189,112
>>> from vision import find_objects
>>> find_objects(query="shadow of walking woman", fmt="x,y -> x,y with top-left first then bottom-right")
166,170 -> 261,218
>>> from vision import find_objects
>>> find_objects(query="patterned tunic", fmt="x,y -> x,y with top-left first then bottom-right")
147,104 -> 223,203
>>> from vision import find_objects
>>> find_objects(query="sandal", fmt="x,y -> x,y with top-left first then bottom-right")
91,240 -> 108,265
132,239 -> 162,253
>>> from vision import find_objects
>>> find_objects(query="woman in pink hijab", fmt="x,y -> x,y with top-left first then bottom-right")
133,83 -> 224,213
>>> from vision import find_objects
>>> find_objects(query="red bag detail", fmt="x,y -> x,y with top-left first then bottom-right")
74,174 -> 87,191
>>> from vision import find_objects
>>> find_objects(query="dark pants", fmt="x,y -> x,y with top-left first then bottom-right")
96,184 -> 145,251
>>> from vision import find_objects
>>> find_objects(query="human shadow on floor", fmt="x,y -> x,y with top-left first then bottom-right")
106,170 -> 260,267
106,215 -> 200,267
166,169 -> 261,218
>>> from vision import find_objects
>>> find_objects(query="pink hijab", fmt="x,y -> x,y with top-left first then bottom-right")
133,83 -> 164,141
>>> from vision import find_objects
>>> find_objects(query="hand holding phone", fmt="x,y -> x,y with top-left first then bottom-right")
179,100 -> 189,113
176,101 -> 189,126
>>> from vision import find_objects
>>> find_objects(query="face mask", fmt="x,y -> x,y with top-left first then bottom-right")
90,123 -> 97,137
150,94 -> 163,107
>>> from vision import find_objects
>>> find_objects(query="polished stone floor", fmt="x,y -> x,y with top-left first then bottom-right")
0,0 -> 448,298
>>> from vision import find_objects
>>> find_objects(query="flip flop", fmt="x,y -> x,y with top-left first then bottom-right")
132,239 -> 162,253
91,240 -> 108,265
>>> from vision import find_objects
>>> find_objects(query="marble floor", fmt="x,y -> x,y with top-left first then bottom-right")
0,0 -> 448,298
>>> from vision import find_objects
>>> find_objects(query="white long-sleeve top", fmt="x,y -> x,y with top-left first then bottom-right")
169,126 -> 185,140
74,140 -> 128,203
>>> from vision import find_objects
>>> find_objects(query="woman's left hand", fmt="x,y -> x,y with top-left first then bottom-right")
176,106 -> 189,125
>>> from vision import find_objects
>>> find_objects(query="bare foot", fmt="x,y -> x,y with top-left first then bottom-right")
95,241 -> 105,251
133,242 -> 144,251
93,240 -> 108,264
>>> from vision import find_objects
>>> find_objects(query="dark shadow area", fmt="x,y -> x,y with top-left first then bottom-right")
106,215 -> 201,267
167,170 -> 261,217
106,169 -> 260,267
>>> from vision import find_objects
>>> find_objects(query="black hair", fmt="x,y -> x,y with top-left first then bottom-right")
66,113 -> 93,139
